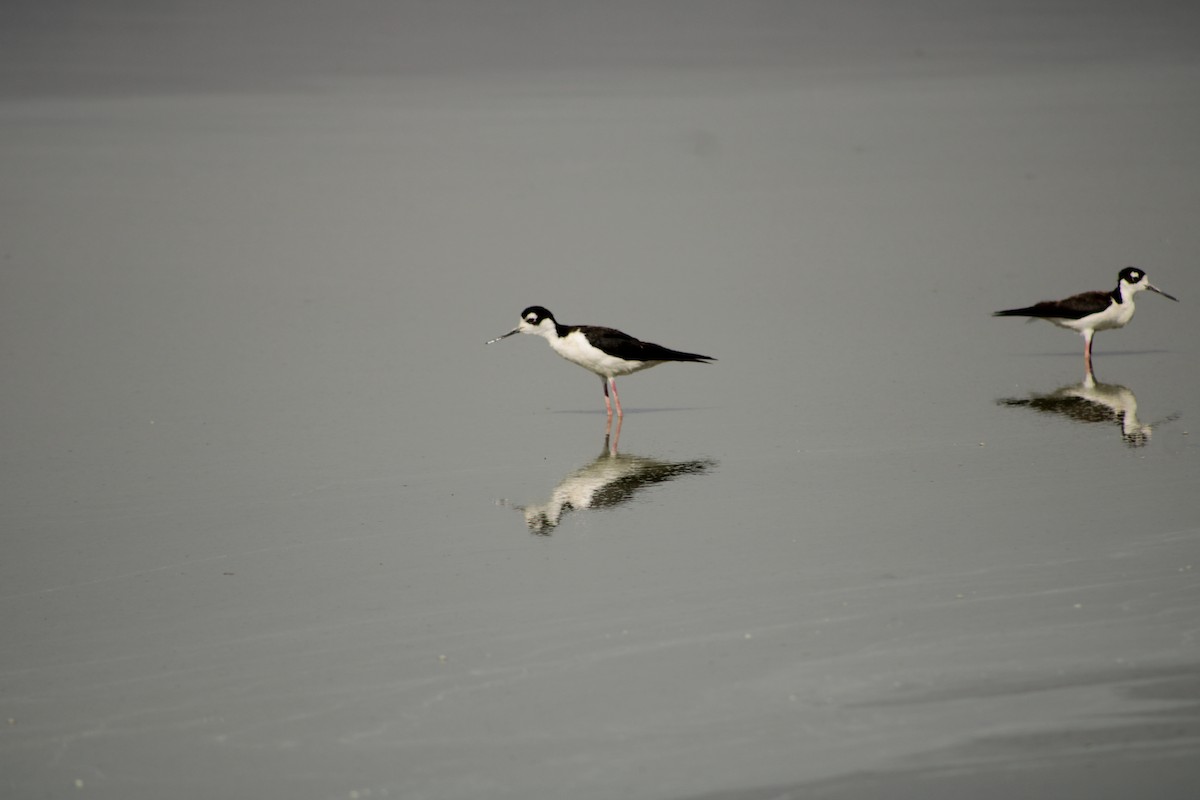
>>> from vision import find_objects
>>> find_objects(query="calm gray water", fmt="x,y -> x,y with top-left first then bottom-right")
3,3 -> 1199,799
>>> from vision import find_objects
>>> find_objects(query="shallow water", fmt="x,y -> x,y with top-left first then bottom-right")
3,3 -> 1200,799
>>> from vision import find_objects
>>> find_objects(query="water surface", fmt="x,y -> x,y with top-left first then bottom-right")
3,3 -> 1199,798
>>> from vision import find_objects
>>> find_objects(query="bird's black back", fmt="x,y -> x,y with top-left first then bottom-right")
575,325 -> 715,363
993,289 -> 1116,321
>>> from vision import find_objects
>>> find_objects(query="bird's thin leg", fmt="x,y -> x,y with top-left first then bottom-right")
602,377 -> 613,418
609,377 -> 624,418
1083,331 -> 1094,371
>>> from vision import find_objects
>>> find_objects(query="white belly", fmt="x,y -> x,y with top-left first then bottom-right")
548,331 -> 660,377
1051,300 -> 1134,334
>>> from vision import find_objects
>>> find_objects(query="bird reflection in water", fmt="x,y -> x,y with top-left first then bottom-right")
506,417 -> 716,534
997,365 -> 1177,447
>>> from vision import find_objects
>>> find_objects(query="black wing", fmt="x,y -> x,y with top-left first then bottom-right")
577,325 -> 715,363
994,290 -> 1113,320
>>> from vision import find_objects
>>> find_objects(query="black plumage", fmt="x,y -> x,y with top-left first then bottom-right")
993,289 -> 1117,321
572,325 -> 715,364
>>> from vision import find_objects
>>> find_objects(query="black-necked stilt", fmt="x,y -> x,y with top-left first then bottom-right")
487,306 -> 715,417
993,267 -> 1178,368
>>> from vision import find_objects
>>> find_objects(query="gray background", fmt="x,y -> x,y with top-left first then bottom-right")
3,2 -> 1199,798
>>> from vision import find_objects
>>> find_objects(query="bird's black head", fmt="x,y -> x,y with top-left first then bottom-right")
487,306 -> 560,345
1118,266 -> 1145,285
1114,266 -> 1178,302
520,306 -> 556,325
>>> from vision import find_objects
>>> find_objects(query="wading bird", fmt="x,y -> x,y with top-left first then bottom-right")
994,267 -> 1177,368
487,306 -> 715,417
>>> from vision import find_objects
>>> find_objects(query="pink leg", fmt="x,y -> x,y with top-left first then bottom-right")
1084,331 -> 1094,371
602,378 -> 613,417
609,377 -> 624,418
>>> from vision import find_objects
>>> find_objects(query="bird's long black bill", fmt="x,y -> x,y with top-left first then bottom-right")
486,329 -> 519,344
1148,284 -> 1179,302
